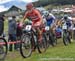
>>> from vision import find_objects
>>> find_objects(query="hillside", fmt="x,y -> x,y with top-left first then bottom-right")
34,0 -> 75,7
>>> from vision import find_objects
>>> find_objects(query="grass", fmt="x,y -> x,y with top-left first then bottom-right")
5,40 -> 75,61
4,20 -> 75,61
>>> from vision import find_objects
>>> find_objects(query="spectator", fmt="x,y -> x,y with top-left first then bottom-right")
16,20 -> 22,40
15,20 -> 23,49
8,16 -> 17,51
0,15 -> 5,36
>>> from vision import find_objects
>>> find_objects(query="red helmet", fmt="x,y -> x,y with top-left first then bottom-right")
26,3 -> 34,10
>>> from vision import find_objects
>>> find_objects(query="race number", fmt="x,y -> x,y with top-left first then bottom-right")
62,25 -> 67,29
45,26 -> 50,31
72,28 -> 75,30
25,25 -> 32,31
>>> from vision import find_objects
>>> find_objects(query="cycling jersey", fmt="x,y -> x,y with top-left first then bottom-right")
24,8 -> 42,27
62,17 -> 72,27
46,14 -> 55,26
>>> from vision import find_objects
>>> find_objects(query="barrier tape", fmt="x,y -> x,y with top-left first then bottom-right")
0,41 -> 21,45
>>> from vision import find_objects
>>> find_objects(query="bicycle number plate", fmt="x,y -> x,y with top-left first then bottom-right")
25,25 -> 32,31
45,26 -> 49,31
72,28 -> 75,30
62,25 -> 67,29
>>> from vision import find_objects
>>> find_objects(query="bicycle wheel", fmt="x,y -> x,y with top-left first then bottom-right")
63,32 -> 69,46
67,32 -> 71,44
52,33 -> 57,46
0,38 -> 8,60
49,32 -> 57,46
73,30 -> 75,40
37,33 -> 47,53
44,31 -> 50,48
20,33 -> 32,58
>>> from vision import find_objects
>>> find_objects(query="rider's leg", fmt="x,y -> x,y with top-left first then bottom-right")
68,26 -> 72,38
33,21 -> 43,43
51,24 -> 56,35
37,27 -> 43,43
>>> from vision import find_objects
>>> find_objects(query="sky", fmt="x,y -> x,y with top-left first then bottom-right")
0,0 -> 38,12
0,0 -> 37,4
0,5 -> 9,12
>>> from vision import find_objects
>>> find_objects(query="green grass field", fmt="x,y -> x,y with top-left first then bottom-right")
5,40 -> 75,61
4,20 -> 75,61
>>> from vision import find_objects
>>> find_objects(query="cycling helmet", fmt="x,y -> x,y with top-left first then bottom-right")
43,11 -> 49,17
26,3 -> 34,10
63,15 -> 68,20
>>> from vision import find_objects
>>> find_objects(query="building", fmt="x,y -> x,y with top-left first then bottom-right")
4,5 -> 24,17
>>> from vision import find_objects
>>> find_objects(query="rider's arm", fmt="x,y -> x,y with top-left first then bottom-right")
21,12 -> 28,23
68,17 -> 73,24
72,18 -> 75,24
61,18 -> 65,24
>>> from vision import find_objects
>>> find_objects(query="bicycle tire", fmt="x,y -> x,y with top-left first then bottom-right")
20,33 -> 32,58
0,38 -> 8,60
49,32 -> 57,46
37,33 -> 47,53
63,32 -> 69,46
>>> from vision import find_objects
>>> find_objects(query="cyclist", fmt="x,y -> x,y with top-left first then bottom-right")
20,3 -> 43,43
61,15 -> 73,38
62,15 -> 72,29
44,12 -> 56,34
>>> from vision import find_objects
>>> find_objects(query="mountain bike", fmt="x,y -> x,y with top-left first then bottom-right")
62,24 -> 71,46
20,25 -> 47,58
45,26 -> 57,47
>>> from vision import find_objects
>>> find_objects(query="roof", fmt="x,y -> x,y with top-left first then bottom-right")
0,5 -> 25,13
8,5 -> 22,11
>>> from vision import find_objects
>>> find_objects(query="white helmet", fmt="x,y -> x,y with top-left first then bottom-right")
43,11 -> 49,17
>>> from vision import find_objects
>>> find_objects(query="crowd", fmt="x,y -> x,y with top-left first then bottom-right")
0,15 -> 23,51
